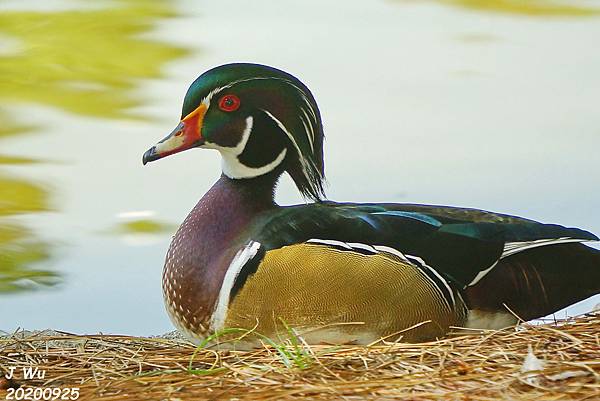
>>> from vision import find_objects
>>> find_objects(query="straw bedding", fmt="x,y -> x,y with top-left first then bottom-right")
1,314 -> 599,400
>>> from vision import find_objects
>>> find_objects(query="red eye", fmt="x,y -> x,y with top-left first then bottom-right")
218,94 -> 241,112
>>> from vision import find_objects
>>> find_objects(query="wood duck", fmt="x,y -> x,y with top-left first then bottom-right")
143,63 -> 600,345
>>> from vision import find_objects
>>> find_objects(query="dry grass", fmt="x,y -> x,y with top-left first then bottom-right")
1,314 -> 599,400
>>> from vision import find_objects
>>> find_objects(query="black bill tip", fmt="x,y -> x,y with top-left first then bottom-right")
142,146 -> 158,165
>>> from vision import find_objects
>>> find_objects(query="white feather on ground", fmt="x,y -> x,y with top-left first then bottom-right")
521,345 -> 545,385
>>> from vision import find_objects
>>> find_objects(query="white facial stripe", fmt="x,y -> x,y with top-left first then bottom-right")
199,76 -> 320,181
202,115 -> 254,152
201,76 -> 319,157
201,86 -> 222,109
222,116 -> 254,156
201,77 -> 278,109
216,115 -> 287,179
221,148 -> 287,179
262,110 -> 299,151
262,109 -> 318,180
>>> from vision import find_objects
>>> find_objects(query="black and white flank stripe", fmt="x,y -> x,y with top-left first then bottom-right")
307,239 -> 457,311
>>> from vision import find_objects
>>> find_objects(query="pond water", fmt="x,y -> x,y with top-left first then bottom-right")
1,0 -> 599,335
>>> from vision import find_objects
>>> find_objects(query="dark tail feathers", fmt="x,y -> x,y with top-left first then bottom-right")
465,243 -> 600,320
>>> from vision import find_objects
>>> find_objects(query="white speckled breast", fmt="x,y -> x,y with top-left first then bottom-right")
160,175 -> 276,343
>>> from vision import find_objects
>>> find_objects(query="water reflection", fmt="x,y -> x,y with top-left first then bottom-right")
113,219 -> 177,235
409,0 -> 599,16
0,0 -> 188,293
108,211 -> 177,247
0,224 -> 57,292
0,0 -> 188,118
0,176 -> 49,217
113,221 -> 177,247
0,132 -> 56,292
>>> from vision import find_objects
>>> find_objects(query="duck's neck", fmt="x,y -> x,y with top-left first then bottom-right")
203,172 -> 279,223
163,172 -> 279,334
181,172 -> 279,262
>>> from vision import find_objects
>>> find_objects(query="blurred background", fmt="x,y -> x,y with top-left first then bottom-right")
1,0 -> 599,335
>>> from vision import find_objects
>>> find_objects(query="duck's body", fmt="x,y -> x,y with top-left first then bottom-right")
144,63 -> 600,345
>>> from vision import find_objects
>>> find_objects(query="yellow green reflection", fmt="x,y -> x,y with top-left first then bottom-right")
0,111 -> 34,139
0,224 -> 58,293
0,156 -> 39,165
0,0 -> 189,292
112,219 -> 177,234
408,0 -> 600,16
0,174 -> 57,292
0,176 -> 50,216
0,0 -> 188,118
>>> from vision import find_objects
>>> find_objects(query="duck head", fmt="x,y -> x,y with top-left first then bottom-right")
143,63 -> 325,201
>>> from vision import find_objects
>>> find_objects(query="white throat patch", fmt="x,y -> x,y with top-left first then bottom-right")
218,116 -> 287,179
